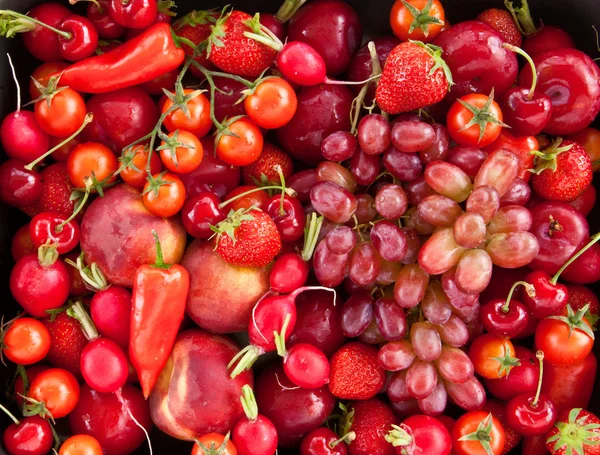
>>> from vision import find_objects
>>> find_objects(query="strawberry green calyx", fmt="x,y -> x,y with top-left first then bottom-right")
337,402 -> 356,439
456,88 -> 508,143
385,424 -> 414,449
548,304 -> 595,341
240,384 -> 259,421
243,13 -> 284,52
211,207 -> 255,245
504,0 -> 537,35
204,5 -> 232,57
402,0 -> 445,37
173,9 -> 218,29
458,413 -> 496,455
546,408 -> 600,455
412,40 -> 454,88
530,137 -> 574,174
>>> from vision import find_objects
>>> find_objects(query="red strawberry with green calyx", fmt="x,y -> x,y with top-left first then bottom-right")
329,342 -> 386,400
338,399 -> 397,455
375,40 -> 453,114
212,207 -> 281,267
531,139 -> 592,203
42,310 -> 89,377
172,10 -> 219,77
546,408 -> 600,455
476,8 -> 522,47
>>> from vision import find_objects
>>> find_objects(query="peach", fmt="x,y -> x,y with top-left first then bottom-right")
182,239 -> 271,333
80,184 -> 186,287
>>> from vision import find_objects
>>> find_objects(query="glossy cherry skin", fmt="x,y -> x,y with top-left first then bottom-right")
270,253 -> 309,294
23,3 -> 72,61
518,48 -> 600,135
522,270 -> 569,319
505,393 -> 557,437
501,87 -> 553,136
266,195 -> 306,242
260,13 -> 286,42
108,0 -> 158,29
58,15 -> 99,61
560,241 -> 600,285
212,76 -> 247,123
87,0 -> 125,39
0,159 -> 43,207
484,346 -> 540,402
433,21 -> 518,99
3,415 -> 53,455
529,202 -> 589,276
181,191 -> 225,239
523,25 -> 575,58
29,212 -> 80,254
480,298 -> 530,338
233,414 -> 279,455
300,427 -> 347,455
287,0 -> 362,76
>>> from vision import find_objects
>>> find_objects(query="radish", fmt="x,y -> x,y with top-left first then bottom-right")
270,253 -> 309,293
232,385 -> 278,455
282,343 -> 330,389
90,286 -> 132,350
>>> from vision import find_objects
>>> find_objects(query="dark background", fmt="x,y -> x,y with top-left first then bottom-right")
1,0 -> 600,453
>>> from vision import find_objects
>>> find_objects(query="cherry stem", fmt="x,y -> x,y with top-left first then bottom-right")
219,185 -> 291,209
552,232 -> 600,284
0,10 -> 71,38
502,43 -> 537,98
330,431 -> 356,448
277,168 -> 287,216
275,0 -> 306,22
274,313 -> 292,357
56,177 -> 92,232
502,280 -> 534,313
67,300 -> 99,340
0,403 -> 20,425
240,384 -> 259,421
531,350 -> 544,407
6,53 -> 20,112
151,229 -> 170,270
25,113 -> 93,171
301,212 -> 324,262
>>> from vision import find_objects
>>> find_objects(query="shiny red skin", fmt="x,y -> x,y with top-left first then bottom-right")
29,212 -> 80,254
141,68 -> 178,95
432,21 -> 518,99
10,253 -> 70,317
277,84 -> 354,165
213,76 -> 247,123
69,384 -> 152,455
266,195 -> 306,242
500,179 -> 531,207
3,415 -> 53,455
80,338 -> 129,393
287,170 -> 317,204
523,25 -> 575,57
284,343 -> 330,389
569,184 -> 596,217
288,0 -> 362,76
108,0 -> 158,28
0,159 -> 43,207
87,0 -> 125,39
90,286 -> 132,349
480,298 -> 530,338
446,146 -> 487,179
255,364 -> 336,447
260,13 -> 286,42
233,414 -> 279,455
529,202 -> 589,275
1,111 -> 50,164
288,289 -> 345,357
505,393 -> 556,437
277,41 -> 328,86
560,242 -> 600,285
83,87 -> 159,152
542,352 -> 597,414
484,346 -> 539,402
398,415 -> 452,455
480,266 -> 531,304
501,87 -> 553,136
181,191 -> 226,239
521,435 -> 548,455
58,15 -> 99,61
481,399 -> 522,454
270,253 -> 309,294
346,36 -> 400,102
300,427 -> 347,455
348,399 -> 397,455
518,48 -> 600,135
180,136 -> 241,200
522,270 -> 569,318
11,225 -> 36,262
23,3 -> 71,61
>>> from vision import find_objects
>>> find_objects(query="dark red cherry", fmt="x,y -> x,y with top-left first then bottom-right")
266,194 -> 306,242
181,191 -> 226,239
0,159 -> 43,207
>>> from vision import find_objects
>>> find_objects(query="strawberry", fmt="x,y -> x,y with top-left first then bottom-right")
42,310 -> 88,377
172,10 -> 218,78
329,342 -> 386,400
476,8 -> 522,47
566,284 -> 600,328
241,142 -> 293,186
214,208 -> 282,267
341,399 -> 397,455
531,139 -> 593,202
206,10 -> 277,77
375,41 -> 452,115
482,399 -> 522,455
546,408 -> 600,455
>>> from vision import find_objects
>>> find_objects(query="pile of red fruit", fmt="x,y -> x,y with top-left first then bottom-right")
1,0 -> 600,454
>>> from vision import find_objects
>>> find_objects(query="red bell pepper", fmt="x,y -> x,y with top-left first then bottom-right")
58,23 -> 185,94
130,230 -> 189,398
483,130 -> 539,182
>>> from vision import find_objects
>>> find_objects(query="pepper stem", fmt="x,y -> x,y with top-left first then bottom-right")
151,229 -> 171,270
274,313 -> 292,357
25,113 -> 93,171
240,385 -> 259,421
552,232 -> 600,284
531,350 -> 544,407
502,44 -> 538,98
275,0 -> 306,22
502,280 -> 535,313
330,431 -> 356,448
0,403 -> 20,425
66,300 -> 99,340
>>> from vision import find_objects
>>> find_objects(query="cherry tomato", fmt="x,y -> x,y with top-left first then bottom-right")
30,62 -> 70,100
159,130 -> 204,174
216,118 -> 264,167
162,89 -> 212,139
59,434 -> 103,455
222,185 -> 269,213
535,308 -> 594,365
452,411 -> 505,455
29,368 -> 80,419
35,88 -> 87,137
119,145 -> 162,189
447,93 -> 505,147
390,0 -> 445,42
142,172 -> 186,217
2,318 -> 51,365
468,334 -> 518,379
67,142 -> 118,189
192,433 -> 237,455
244,78 -> 298,129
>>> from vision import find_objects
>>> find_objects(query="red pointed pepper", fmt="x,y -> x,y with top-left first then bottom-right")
130,229 -> 189,398
483,130 -> 539,182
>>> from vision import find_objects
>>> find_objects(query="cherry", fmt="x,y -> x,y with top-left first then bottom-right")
22,3 -> 72,62
569,184 -> 596,217
58,15 -> 99,61
232,385 -> 279,455
480,281 -> 532,338
260,13 -> 286,42
484,346 -> 540,402
212,76 -> 247,123
29,212 -> 80,255
181,191 -> 226,239
300,427 -> 355,455
0,159 -> 43,207
1,404 -> 53,455
560,242 -> 600,285
283,343 -> 330,389
266,194 -> 306,242
501,44 -> 552,136
270,253 -> 309,294
108,0 -> 158,29
522,26 -> 575,57
86,0 -> 125,39
505,351 -> 557,436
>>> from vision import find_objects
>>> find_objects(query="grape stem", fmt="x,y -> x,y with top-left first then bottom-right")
502,43 -> 538,98
501,280 -> 535,313
551,232 -> 600,284
350,41 -> 383,134
531,351 -> 544,407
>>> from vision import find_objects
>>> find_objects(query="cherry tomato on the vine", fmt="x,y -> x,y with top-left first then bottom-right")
67,142 -> 118,190
452,411 -> 505,455
216,118 -> 264,167
390,0 -> 445,42
162,89 -> 212,139
192,433 -> 237,455
142,172 -> 186,217
2,318 -> 51,365
59,434 -> 103,455
447,92 -> 505,147
30,62 -> 69,100
159,130 -> 204,174
29,368 -> 80,419
244,78 -> 298,129
35,88 -> 87,137
468,334 -> 518,379
119,145 -> 162,189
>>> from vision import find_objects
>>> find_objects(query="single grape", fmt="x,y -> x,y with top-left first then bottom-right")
418,380 -> 448,416
446,146 -> 487,178
435,345 -> 474,384
316,161 -> 357,193
390,120 -> 435,153
486,232 -> 540,268
383,146 -> 423,181
444,376 -> 486,411
370,220 -> 408,262
418,228 -> 465,276
310,181 -> 357,223
500,178 -> 531,206
350,148 -> 381,185
435,315 -> 470,348
487,205 -> 533,234
357,114 -> 391,155
418,194 -> 463,228
348,241 -> 381,287
410,322 -> 442,362
474,150 -> 519,197
406,359 -> 438,400
375,184 -> 408,219
388,370 -> 411,402
313,240 -> 349,288
466,185 -> 500,223
394,263 -> 429,308
405,207 -> 435,235
377,259 -> 402,285
378,340 -> 416,372
374,297 -> 407,341
359,318 -> 386,344
424,160 -> 473,202
453,212 -> 486,249
421,281 -> 453,325
321,131 -> 357,161
325,226 -> 357,255
420,124 -> 450,165
406,176 -> 436,206
401,228 -> 421,264
455,249 -> 493,295
353,193 -> 378,224
451,300 -> 482,325
441,267 -> 479,309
